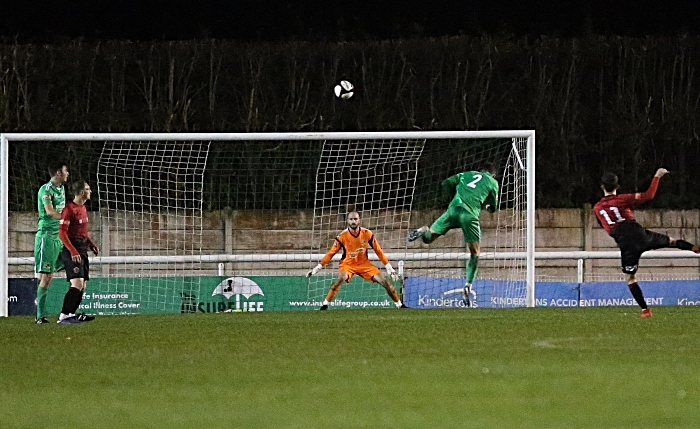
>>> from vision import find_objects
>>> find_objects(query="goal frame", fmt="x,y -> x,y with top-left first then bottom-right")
0,131 -> 536,316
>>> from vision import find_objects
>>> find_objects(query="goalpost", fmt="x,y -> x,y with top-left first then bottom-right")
0,131 -> 535,317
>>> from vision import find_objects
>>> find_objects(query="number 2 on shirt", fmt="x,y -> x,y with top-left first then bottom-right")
467,174 -> 482,188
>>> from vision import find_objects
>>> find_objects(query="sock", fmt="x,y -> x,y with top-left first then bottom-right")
72,290 -> 85,314
322,299 -> 329,306
394,300 -> 403,308
36,286 -> 49,319
675,240 -> 695,251
61,287 -> 82,316
466,255 -> 479,284
628,282 -> 647,309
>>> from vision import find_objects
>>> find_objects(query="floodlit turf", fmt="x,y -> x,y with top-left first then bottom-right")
2,307 -> 700,428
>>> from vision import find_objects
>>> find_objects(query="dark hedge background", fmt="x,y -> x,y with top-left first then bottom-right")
2,35 -> 699,208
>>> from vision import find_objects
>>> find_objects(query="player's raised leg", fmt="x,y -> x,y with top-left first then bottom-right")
407,226 -> 429,242
408,226 -> 443,244
669,238 -> 700,253
632,234 -> 700,318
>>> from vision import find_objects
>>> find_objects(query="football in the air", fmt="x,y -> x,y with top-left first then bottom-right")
334,80 -> 354,99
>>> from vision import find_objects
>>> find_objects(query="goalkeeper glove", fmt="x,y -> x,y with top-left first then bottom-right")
385,263 -> 399,282
307,264 -> 323,277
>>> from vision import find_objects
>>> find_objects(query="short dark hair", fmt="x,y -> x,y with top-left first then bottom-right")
71,180 -> 88,197
480,162 -> 498,176
601,172 -> 619,192
48,161 -> 68,177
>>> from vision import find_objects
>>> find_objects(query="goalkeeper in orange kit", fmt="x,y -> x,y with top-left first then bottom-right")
307,211 -> 406,310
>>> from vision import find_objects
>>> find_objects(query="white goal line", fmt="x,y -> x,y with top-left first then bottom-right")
7,250 -> 697,265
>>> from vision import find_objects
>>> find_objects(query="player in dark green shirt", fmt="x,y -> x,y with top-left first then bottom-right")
34,161 -> 69,323
407,162 -> 499,307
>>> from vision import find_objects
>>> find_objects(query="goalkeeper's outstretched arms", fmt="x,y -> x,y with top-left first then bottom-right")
307,239 -> 342,277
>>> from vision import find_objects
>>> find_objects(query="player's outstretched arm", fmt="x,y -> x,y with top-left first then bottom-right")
654,168 -> 669,178
308,239 -> 342,277
636,168 -> 667,202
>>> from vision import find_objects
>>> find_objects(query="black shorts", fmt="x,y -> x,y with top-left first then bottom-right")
610,221 -> 670,274
60,246 -> 90,282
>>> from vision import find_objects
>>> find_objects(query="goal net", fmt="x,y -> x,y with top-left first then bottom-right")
306,138 -> 425,308
0,132 -> 534,317
306,134 -> 532,309
96,141 -> 210,311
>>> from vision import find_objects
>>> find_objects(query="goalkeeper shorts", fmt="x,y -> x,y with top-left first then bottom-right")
338,263 -> 381,282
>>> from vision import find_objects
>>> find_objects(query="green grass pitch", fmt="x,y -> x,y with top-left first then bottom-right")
2,307 -> 699,428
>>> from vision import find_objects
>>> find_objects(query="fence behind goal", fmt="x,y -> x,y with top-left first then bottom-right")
0,131 -> 535,316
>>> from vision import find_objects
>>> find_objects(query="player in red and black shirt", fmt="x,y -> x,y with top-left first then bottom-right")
593,168 -> 700,318
57,180 -> 99,324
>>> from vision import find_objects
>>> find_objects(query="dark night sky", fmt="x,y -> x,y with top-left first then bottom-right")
2,0 -> 700,42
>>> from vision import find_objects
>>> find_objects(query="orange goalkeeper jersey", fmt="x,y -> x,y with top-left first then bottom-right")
320,227 -> 389,268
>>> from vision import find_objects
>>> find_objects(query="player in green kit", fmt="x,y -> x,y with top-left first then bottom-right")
407,162 -> 499,307
34,161 -> 69,324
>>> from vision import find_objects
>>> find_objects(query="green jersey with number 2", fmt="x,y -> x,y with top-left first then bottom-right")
443,171 -> 499,218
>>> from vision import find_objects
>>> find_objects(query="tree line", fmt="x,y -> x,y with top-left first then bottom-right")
1,35 -> 699,208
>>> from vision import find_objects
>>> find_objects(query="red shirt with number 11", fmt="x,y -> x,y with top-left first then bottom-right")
593,176 -> 660,234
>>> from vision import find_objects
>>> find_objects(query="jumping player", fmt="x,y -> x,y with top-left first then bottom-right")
593,168 -> 700,318
407,162 -> 499,307
307,211 -> 405,310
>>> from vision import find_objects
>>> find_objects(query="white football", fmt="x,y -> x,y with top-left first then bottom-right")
334,80 -> 354,99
